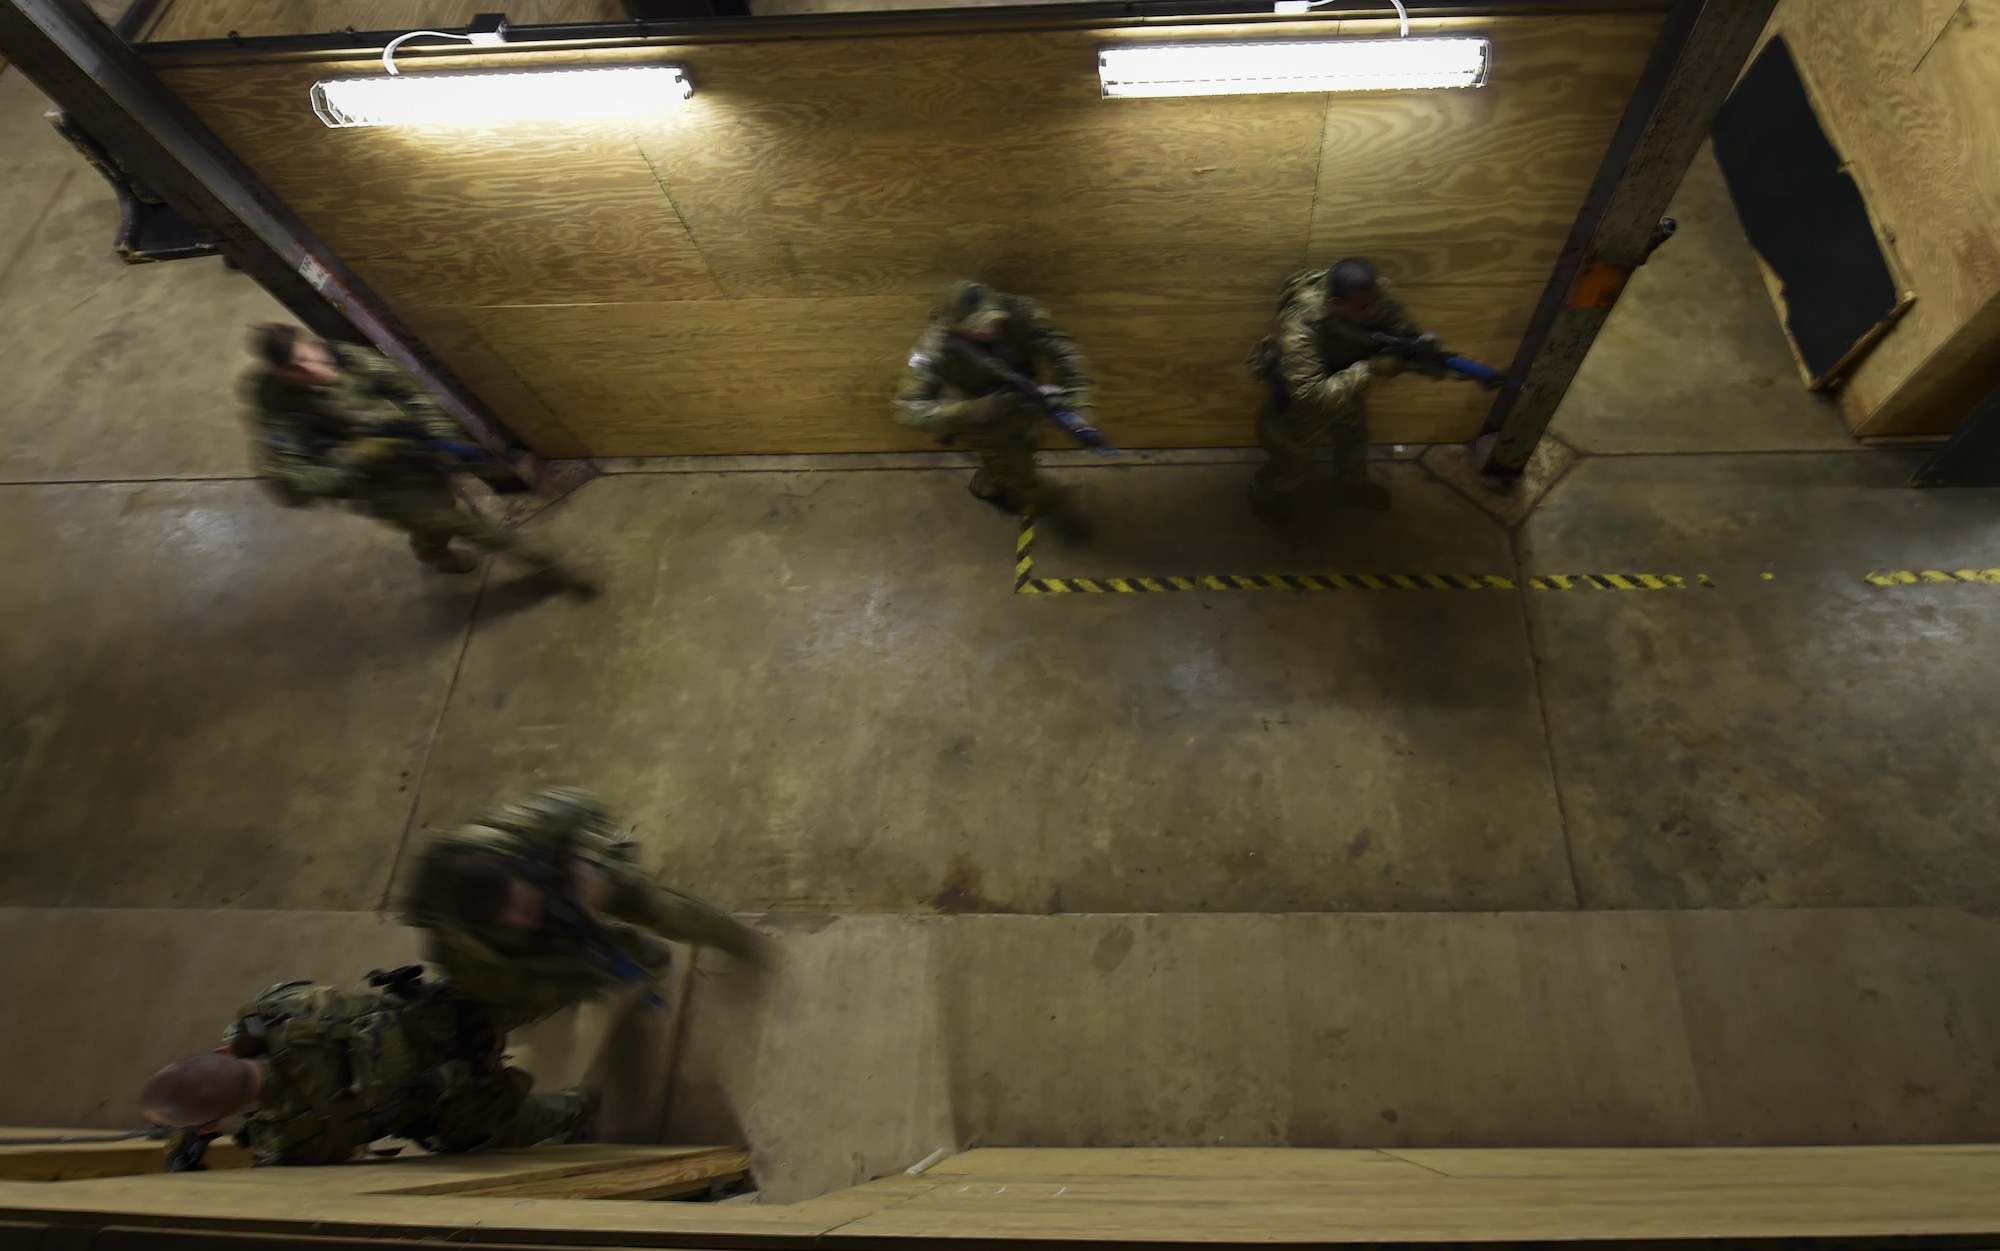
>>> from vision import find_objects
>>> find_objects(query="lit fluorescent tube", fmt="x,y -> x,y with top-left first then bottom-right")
1099,37 -> 1489,98
310,65 -> 692,128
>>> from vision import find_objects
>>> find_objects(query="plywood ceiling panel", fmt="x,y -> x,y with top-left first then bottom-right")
154,11 -> 1664,455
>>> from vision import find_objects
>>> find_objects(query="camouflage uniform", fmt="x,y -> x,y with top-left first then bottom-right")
242,343 -> 560,573
403,789 -> 761,1032
894,284 -> 1095,513
224,973 -> 591,1166
1247,270 -> 1429,507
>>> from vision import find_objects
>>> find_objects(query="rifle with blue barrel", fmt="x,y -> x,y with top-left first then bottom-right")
1369,332 -> 1516,390
516,849 -> 668,1009
945,334 -> 1117,454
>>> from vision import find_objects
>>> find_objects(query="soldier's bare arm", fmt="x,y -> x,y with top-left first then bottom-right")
591,859 -> 763,961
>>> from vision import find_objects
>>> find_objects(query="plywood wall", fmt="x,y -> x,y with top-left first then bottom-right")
1760,1 -> 2000,437
140,1 -> 629,42
151,12 -> 1664,457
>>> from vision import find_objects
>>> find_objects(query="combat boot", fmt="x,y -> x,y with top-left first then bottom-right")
1247,483 -> 1295,527
969,479 -> 1026,515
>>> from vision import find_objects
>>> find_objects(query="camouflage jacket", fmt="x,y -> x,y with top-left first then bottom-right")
893,293 -> 1096,434
241,343 -> 462,506
1251,270 -> 1422,410
226,976 -> 499,1166
403,805 -> 757,1031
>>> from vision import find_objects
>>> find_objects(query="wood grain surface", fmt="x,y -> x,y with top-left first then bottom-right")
141,1 -> 626,42
818,1146 -> 2000,1242
395,305 -> 591,457
11,1144 -> 2000,1243
153,13 -> 1664,454
1758,0 -> 2000,435
452,282 -> 1530,455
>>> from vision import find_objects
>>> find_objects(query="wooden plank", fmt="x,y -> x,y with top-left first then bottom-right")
152,13 -> 1663,456
1769,0 -> 2000,436
1388,1143 -> 2000,1180
394,306 -> 591,458
629,26 -> 1327,303
1307,14 -> 1664,285
920,1147 -> 1434,1181
15,1146 -> 2000,1244
384,1147 -> 750,1199
830,1146 -> 2000,1243
453,282 -> 1538,456
0,1138 -> 249,1183
154,60 -> 723,309
455,295 -> 937,457
143,1 -> 628,43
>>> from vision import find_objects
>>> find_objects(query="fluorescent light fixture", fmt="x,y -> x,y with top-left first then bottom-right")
1099,37 -> 1490,98
309,65 -> 692,128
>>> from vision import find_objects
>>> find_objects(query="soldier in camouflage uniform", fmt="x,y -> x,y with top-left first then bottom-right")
1247,257 -> 1450,524
402,787 -> 764,1032
139,969 -> 594,1165
894,280 -> 1097,541
241,324 -> 593,592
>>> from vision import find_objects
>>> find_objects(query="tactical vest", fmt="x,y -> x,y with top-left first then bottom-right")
228,970 -> 498,1161
1247,269 -> 1378,381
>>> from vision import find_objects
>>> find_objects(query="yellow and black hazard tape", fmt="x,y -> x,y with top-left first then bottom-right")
1864,569 -> 2000,586
1018,572 -> 1713,594
1012,522 -> 1713,595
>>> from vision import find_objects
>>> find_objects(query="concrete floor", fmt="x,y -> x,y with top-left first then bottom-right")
4,62 -> 2000,1198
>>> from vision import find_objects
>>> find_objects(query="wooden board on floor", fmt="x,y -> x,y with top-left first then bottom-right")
10,1146 -> 2000,1244
0,1133 -> 249,1182
1757,1 -> 2000,435
149,12 -> 1663,455
383,1146 -> 749,1199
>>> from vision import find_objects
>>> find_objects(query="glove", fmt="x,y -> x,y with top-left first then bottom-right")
1368,354 -> 1404,379
1413,332 -> 1442,352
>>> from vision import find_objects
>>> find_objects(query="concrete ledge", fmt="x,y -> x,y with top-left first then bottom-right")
4,907 -> 1992,1204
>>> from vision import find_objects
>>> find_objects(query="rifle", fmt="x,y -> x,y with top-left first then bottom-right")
285,412 -> 530,493
519,852 -> 668,1009
1370,333 -> 1515,390
372,421 -> 532,494
944,335 -> 1117,454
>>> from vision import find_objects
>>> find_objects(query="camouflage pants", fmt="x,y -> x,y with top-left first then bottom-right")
364,480 -> 557,572
423,1067 -> 595,1153
962,411 -> 1046,511
1250,390 -> 1371,504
